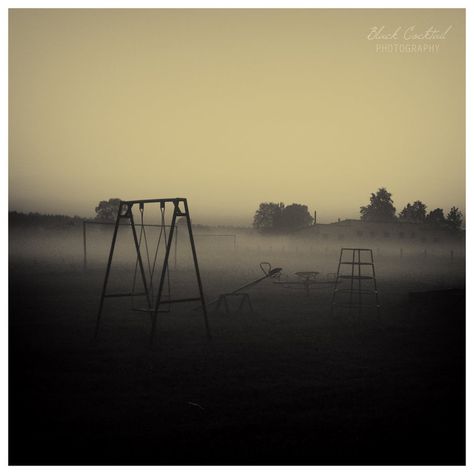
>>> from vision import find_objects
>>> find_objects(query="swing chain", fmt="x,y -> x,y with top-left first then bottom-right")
131,202 -> 171,312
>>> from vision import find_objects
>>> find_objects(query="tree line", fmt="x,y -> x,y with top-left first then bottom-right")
9,211 -> 84,228
9,190 -> 464,234
253,187 -> 463,233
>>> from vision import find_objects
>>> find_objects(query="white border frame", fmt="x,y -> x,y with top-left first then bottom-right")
2,2 -> 471,472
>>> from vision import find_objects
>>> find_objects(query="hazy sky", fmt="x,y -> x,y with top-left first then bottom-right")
9,9 -> 465,225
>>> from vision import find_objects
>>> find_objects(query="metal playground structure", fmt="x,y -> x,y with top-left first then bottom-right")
93,199 -> 382,344
94,198 -> 211,345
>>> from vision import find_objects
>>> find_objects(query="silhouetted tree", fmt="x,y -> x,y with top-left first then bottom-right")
360,188 -> 397,222
399,200 -> 427,223
426,208 -> 445,226
446,206 -> 463,230
279,203 -> 314,230
9,211 -> 83,228
253,202 -> 284,232
95,198 -> 121,222
253,202 -> 312,232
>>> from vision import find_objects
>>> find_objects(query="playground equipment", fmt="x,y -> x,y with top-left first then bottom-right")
209,262 -> 282,313
330,248 -> 380,316
273,271 -> 337,296
94,198 -> 211,344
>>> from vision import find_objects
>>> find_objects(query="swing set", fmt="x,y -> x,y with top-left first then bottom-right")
94,197 -> 211,345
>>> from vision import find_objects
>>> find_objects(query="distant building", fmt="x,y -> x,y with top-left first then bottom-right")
298,219 -> 464,246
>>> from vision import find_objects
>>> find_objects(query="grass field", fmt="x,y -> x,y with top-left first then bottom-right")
9,228 -> 465,465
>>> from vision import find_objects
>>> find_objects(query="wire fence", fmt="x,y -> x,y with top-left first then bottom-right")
82,220 -> 237,270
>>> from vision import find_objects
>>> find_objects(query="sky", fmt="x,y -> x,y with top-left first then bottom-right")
9,9 -> 465,225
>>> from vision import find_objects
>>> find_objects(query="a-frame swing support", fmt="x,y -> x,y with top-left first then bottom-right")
94,198 -> 211,345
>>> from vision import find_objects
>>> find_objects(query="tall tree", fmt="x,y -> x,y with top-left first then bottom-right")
360,188 -> 397,222
253,202 -> 313,232
279,203 -> 314,230
426,208 -> 445,226
446,206 -> 463,230
399,200 -> 427,223
95,198 -> 121,222
253,202 -> 284,232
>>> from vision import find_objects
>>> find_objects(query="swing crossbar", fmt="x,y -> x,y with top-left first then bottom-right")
84,220 -> 173,228
121,198 -> 187,205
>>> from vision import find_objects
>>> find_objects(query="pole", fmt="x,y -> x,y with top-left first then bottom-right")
129,210 -> 152,312
150,205 -> 178,346
174,225 -> 178,270
83,220 -> 87,271
94,206 -> 122,340
183,199 -> 211,343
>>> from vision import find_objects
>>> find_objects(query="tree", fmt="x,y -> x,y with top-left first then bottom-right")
399,200 -> 427,223
425,208 -> 445,226
279,203 -> 314,230
446,206 -> 463,230
95,198 -> 121,222
253,202 -> 313,233
253,202 -> 284,232
360,188 -> 397,222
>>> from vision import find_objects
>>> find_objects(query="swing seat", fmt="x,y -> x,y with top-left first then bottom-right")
132,306 -> 171,314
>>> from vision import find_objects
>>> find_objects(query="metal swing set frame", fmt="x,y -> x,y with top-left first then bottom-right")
94,197 -> 211,345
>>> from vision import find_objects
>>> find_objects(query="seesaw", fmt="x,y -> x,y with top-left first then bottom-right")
209,262 -> 283,313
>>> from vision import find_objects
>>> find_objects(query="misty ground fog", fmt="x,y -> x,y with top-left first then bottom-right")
9,223 -> 465,294
9,221 -> 465,464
